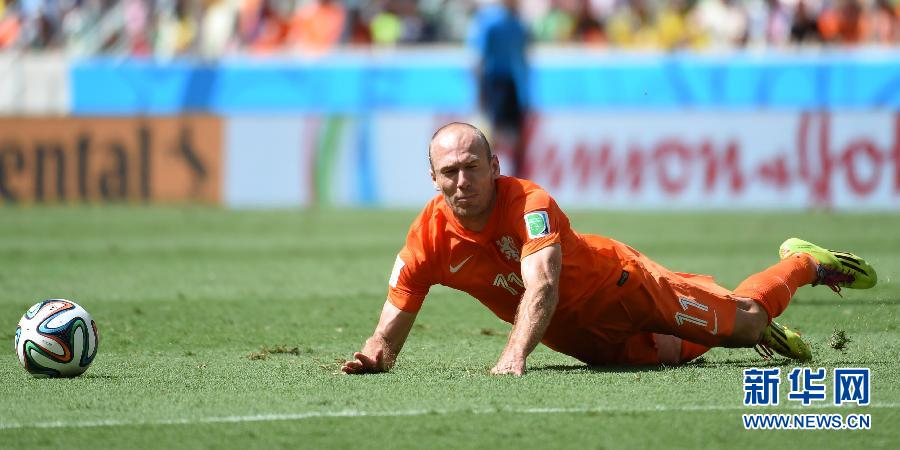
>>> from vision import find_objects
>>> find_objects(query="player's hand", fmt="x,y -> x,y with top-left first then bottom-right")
341,349 -> 385,374
490,355 -> 526,376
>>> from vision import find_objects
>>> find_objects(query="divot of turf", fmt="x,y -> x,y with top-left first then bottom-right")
246,345 -> 302,360
829,329 -> 852,351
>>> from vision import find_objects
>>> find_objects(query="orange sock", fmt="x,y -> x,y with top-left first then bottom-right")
733,254 -> 818,320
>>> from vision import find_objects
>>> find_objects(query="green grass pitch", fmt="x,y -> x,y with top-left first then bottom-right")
0,207 -> 898,448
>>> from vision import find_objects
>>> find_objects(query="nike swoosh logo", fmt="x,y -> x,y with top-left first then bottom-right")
449,256 -> 473,273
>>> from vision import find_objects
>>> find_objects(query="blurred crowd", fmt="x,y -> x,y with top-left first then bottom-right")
0,0 -> 897,56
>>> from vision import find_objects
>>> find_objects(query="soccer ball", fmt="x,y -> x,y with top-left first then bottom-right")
15,299 -> 99,378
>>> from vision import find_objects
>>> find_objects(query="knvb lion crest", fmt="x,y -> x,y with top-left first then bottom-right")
496,236 -> 520,262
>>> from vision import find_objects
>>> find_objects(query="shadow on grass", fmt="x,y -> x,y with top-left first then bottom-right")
793,298 -> 900,306
79,373 -> 135,380
530,364 -> 675,373
530,358 -> 785,373
686,359 -> 787,368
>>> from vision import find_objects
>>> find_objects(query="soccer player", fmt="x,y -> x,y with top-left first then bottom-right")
341,123 -> 877,375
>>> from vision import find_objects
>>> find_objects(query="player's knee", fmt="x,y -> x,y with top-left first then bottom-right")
653,334 -> 682,365
728,303 -> 769,347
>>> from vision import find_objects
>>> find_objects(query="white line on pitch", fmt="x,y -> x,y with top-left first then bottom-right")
1,403 -> 897,431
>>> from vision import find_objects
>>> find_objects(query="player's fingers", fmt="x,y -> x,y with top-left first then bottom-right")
354,352 -> 376,367
343,359 -> 364,372
490,363 -> 524,376
346,359 -> 363,368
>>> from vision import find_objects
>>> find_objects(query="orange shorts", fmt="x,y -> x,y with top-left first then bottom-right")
542,248 -> 740,366
619,254 -> 740,349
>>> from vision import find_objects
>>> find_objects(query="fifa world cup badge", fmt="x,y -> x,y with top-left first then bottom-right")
524,211 -> 550,239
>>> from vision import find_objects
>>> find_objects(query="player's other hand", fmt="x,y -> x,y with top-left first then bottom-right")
490,355 -> 525,376
341,349 -> 385,374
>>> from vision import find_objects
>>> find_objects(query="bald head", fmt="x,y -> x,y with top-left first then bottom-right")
428,122 -> 492,169
428,122 -> 500,230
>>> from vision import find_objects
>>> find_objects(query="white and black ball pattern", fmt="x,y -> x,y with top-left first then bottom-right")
15,299 -> 99,378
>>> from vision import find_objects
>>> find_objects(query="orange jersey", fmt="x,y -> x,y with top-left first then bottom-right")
388,176 -> 658,363
386,177 -> 813,365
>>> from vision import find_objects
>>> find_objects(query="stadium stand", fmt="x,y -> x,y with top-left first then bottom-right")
0,0 -> 896,56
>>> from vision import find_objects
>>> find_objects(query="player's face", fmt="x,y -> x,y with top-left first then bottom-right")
430,137 -> 500,228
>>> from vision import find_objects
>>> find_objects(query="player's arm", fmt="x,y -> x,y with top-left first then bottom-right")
341,300 -> 416,374
491,243 -> 561,376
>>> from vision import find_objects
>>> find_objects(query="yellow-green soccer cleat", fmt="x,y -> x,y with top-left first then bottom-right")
755,321 -> 812,361
779,237 -> 877,292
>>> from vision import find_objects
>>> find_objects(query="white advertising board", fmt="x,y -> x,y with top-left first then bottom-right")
523,111 -> 899,210
222,111 -> 900,210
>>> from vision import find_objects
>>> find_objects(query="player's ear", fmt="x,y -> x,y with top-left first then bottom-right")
430,168 -> 440,191
491,154 -> 500,179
